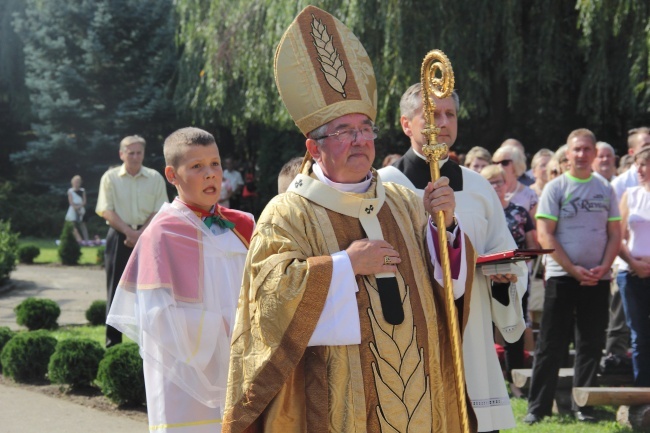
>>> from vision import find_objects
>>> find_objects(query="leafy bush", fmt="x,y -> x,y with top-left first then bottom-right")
85,300 -> 107,326
96,343 -> 145,406
48,338 -> 105,388
0,330 -> 57,382
17,244 -> 40,264
58,222 -> 81,265
96,245 -> 105,267
14,297 -> 61,330
0,220 -> 19,282
0,326 -> 16,373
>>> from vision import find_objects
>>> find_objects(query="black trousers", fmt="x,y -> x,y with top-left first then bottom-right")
105,227 -> 135,348
527,276 -> 609,415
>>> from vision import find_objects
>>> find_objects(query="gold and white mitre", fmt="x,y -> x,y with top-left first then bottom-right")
274,5 -> 377,135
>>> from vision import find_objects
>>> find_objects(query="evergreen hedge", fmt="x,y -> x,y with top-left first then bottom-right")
0,220 -> 18,282
58,222 -> 81,265
96,343 -> 146,406
48,338 -> 105,388
14,297 -> 60,330
85,300 -> 107,326
0,330 -> 57,382
0,326 -> 16,373
17,244 -> 40,264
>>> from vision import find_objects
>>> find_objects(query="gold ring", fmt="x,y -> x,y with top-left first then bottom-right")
384,256 -> 391,265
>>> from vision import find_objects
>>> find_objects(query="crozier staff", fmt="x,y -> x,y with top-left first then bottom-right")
223,6 -> 478,433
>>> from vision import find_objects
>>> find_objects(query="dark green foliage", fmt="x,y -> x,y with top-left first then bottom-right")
14,297 -> 60,330
0,219 -> 18,282
96,343 -> 146,406
0,0 -> 30,180
17,244 -> 39,263
0,180 -> 67,239
96,245 -> 105,267
174,0 -> 649,180
0,326 -> 16,372
48,338 -> 105,388
58,222 -> 81,265
85,300 -> 106,326
11,0 -> 177,185
0,326 -> 15,352
0,330 -> 57,382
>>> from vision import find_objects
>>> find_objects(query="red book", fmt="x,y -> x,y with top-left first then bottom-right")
477,248 -> 554,265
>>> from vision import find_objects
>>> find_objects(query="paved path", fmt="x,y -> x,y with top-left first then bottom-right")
0,264 -> 105,330
0,265 -> 147,432
0,382 -> 146,432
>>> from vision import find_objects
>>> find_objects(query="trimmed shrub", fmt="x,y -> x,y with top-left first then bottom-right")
17,244 -> 40,264
0,326 -> 16,373
0,330 -> 57,382
85,300 -> 107,326
0,220 -> 19,282
96,343 -> 145,406
58,222 -> 81,265
14,297 -> 60,330
48,338 -> 105,388
96,245 -> 105,267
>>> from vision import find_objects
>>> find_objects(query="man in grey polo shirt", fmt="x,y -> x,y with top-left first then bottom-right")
524,128 -> 621,424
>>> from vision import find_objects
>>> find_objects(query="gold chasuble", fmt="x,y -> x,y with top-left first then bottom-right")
223,165 -> 477,433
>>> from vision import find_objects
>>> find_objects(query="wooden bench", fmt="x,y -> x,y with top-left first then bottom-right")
573,387 -> 650,407
573,387 -> 650,429
512,368 -> 633,391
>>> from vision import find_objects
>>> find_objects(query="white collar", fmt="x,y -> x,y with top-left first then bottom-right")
312,162 -> 372,193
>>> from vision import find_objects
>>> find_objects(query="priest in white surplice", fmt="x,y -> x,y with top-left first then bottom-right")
380,83 -> 527,432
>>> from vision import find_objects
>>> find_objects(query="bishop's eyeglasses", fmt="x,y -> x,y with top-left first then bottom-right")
314,125 -> 379,144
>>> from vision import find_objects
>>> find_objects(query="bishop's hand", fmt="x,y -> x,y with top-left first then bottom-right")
423,176 -> 455,228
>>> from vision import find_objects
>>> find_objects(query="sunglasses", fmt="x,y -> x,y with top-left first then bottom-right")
494,159 -> 512,167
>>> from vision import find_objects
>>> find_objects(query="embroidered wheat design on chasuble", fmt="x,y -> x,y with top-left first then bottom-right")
310,14 -> 347,98
365,274 -> 432,432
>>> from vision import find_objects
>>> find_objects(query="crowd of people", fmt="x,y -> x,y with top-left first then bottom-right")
76,5 -> 650,433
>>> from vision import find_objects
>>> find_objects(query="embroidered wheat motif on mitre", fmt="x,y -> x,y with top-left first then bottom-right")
365,274 -> 432,432
310,14 -> 347,98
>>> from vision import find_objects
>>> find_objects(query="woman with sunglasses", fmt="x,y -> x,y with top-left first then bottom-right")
493,145 -> 539,218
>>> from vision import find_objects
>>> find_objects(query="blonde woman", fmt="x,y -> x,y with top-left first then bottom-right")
493,145 -> 539,217
65,175 -> 89,242
530,149 -> 554,196
464,146 -> 492,173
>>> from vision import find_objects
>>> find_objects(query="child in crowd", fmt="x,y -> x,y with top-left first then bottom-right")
65,175 -> 89,243
107,127 -> 254,432
481,164 -> 538,392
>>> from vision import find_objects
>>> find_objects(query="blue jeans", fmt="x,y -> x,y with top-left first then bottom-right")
618,271 -> 650,386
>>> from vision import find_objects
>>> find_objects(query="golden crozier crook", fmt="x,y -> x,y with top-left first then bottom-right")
420,49 -> 470,433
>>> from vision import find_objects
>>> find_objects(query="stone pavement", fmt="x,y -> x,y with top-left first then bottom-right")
0,382 -> 146,432
0,264 -> 147,432
0,264 -> 106,330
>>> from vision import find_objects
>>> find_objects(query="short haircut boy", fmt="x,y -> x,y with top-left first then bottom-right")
164,127 -> 216,168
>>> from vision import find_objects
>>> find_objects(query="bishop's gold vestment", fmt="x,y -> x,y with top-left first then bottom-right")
223,171 -> 478,433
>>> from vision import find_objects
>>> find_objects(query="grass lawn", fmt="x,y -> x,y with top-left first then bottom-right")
49,325 -> 133,346
50,325 -> 106,345
18,237 -> 102,266
509,395 -> 637,432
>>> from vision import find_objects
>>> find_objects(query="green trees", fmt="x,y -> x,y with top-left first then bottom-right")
11,0 -> 177,184
174,0 -> 649,155
0,0 -> 647,218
